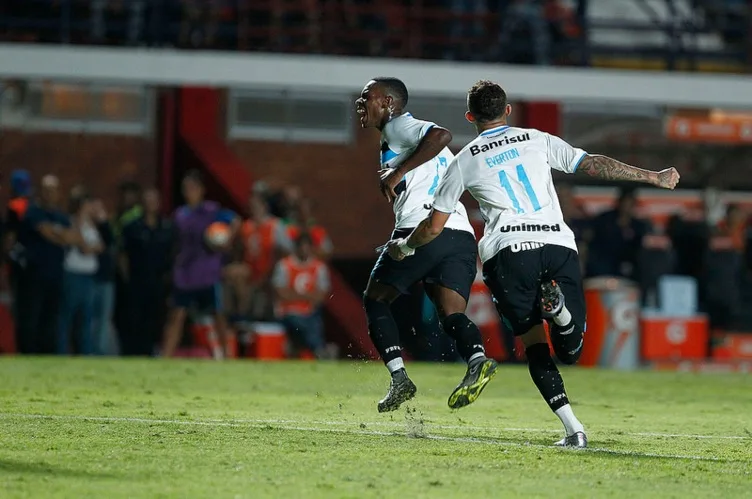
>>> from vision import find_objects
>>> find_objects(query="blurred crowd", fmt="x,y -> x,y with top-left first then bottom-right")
558,184 -> 752,331
0,169 -> 335,358
1,0 -> 583,65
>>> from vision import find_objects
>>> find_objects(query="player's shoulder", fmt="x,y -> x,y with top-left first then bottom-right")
383,112 -> 434,137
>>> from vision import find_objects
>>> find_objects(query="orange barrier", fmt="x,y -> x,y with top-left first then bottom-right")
580,277 -> 640,369
641,315 -> 709,360
712,332 -> 752,360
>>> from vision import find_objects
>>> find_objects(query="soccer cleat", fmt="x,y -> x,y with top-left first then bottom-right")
540,280 -> 565,319
377,369 -> 417,413
555,431 -> 588,449
447,358 -> 499,409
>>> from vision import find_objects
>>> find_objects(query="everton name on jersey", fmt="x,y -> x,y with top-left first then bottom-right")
432,125 -> 587,263
380,113 -> 474,234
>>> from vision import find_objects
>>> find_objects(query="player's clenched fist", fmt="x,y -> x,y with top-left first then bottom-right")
386,238 -> 414,261
655,167 -> 680,190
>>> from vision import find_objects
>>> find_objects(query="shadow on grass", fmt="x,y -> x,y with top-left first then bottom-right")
0,459 -> 120,479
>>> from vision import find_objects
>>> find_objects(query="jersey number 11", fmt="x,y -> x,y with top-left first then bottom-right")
498,164 -> 541,214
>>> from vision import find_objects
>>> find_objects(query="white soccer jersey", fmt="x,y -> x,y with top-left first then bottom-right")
380,113 -> 474,234
432,125 -> 586,263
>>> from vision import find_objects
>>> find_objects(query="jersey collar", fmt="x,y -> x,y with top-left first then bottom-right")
480,125 -> 509,137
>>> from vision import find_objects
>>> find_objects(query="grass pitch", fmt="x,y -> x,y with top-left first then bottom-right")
0,358 -> 750,498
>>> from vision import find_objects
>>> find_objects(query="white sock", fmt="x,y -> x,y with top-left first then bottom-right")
554,305 -> 572,327
468,352 -> 486,365
554,404 -> 584,436
386,357 -> 405,374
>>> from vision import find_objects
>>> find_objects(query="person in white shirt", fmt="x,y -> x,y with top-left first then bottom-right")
387,80 -> 679,448
58,187 -> 104,355
355,77 -> 498,413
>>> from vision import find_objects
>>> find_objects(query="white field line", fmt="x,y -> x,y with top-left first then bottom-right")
0,412 -> 749,440
0,413 -> 747,463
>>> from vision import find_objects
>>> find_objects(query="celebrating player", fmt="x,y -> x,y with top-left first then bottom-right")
355,77 -> 498,413
387,80 -> 679,447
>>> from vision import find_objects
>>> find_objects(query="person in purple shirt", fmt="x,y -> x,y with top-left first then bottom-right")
161,170 -> 238,358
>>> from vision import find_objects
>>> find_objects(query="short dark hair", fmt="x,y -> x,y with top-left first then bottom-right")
372,77 -> 409,107
69,185 -> 91,214
467,80 -> 507,124
183,169 -> 204,186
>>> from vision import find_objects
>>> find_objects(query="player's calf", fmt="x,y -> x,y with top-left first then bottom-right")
363,293 -> 417,412
442,313 -> 498,409
525,340 -> 586,447
540,280 -> 584,365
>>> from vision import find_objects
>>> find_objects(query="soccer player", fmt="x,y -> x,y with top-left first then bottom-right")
355,77 -> 498,413
386,80 -> 679,447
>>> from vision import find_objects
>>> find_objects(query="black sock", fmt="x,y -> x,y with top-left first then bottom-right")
526,343 -> 569,412
363,295 -> 402,364
441,313 -> 485,363
550,320 -> 584,365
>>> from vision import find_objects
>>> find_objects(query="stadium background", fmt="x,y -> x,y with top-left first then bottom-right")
0,1 -> 751,368
0,2 -> 751,498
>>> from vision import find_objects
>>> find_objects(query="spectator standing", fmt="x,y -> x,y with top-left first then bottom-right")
4,170 -> 32,318
91,199 -> 118,355
272,233 -> 330,358
238,193 -> 292,320
587,188 -> 650,279
285,198 -> 333,260
58,187 -> 103,355
121,188 -> 174,356
161,171 -> 237,358
15,175 -> 72,354
113,181 -> 142,347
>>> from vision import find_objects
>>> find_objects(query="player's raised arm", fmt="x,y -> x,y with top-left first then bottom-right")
576,155 -> 680,189
380,126 -> 453,202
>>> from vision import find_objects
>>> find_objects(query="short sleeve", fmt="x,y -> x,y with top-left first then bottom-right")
271,261 -> 288,288
384,116 -> 436,150
546,133 -> 587,174
316,264 -> 331,292
432,156 -> 466,214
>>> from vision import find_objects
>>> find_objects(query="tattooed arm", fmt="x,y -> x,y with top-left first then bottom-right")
577,155 -> 680,189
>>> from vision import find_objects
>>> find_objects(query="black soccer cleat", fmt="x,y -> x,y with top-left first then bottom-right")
540,280 -> 565,319
555,431 -> 588,449
377,369 -> 417,413
447,358 -> 499,409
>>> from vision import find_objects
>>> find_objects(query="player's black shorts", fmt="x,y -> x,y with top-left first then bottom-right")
370,228 -> 477,301
482,243 -> 585,336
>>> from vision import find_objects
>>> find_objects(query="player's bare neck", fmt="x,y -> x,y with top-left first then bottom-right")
381,108 -> 405,130
476,119 -> 508,135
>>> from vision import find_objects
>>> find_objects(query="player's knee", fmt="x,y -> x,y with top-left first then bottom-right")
362,294 -> 390,321
441,312 -> 472,334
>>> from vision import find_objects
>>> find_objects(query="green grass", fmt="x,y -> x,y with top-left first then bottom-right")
0,358 -> 750,498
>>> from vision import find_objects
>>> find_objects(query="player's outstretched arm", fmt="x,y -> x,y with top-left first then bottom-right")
577,154 -> 680,189
386,209 -> 450,261
380,127 -> 453,201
